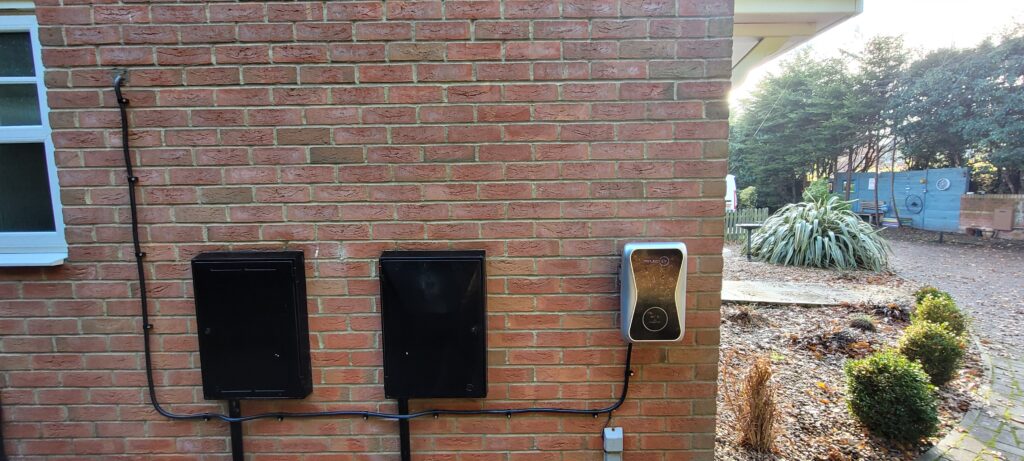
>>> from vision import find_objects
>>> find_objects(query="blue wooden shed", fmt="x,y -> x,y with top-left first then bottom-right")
832,168 -> 969,232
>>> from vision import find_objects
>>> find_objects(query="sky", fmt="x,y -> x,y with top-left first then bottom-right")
731,0 -> 1024,103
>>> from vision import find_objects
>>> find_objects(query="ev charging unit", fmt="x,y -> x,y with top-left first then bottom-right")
620,242 -> 687,343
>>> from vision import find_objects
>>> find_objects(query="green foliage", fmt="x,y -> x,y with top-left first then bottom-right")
899,321 -> 965,385
729,51 -> 859,208
739,186 -> 758,208
734,29 -> 1024,201
849,315 -> 877,332
914,295 -> 968,336
730,37 -> 910,209
844,350 -> 939,441
745,196 -> 890,271
913,286 -> 951,305
801,179 -> 832,203
892,28 -> 1024,193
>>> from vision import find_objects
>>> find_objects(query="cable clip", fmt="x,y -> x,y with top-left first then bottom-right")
144,323 -> 153,330
432,412 -> 439,419
135,251 -> 146,258
277,416 -> 284,422
506,412 -> 512,419
592,413 -> 599,418
127,176 -> 139,183
628,370 -> 634,377
118,97 -> 130,105
203,416 -> 210,422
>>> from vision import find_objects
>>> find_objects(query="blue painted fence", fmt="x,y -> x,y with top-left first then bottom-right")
832,168 -> 969,232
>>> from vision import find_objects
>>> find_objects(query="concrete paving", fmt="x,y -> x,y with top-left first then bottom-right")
721,280 -> 900,306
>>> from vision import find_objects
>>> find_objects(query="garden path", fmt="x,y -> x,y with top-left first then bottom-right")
888,230 -> 1024,461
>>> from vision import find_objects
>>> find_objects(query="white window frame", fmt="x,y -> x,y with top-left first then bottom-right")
0,14 -> 67,266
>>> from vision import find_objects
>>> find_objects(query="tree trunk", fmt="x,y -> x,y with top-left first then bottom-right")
890,139 -> 901,227
1005,168 -> 1022,194
873,146 -> 881,226
845,149 -> 853,200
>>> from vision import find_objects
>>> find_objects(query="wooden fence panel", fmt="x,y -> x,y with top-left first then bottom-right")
725,208 -> 769,241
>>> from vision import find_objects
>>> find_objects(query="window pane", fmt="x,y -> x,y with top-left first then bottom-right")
0,33 -> 35,77
0,84 -> 42,126
0,143 -> 56,232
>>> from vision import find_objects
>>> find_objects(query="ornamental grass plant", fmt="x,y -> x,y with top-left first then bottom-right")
745,196 -> 891,271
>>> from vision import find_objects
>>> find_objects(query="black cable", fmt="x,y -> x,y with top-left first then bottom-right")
114,76 -> 635,424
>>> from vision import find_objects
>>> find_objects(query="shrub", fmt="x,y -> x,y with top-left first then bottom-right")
745,196 -> 891,271
849,315 -> 876,332
914,286 -> 952,305
914,294 -> 968,336
733,356 -> 779,452
898,321 -> 965,385
739,186 -> 759,209
802,178 -> 832,203
844,350 -> 939,441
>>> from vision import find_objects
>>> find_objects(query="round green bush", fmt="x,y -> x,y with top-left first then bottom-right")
913,294 -> 968,336
844,350 -> 939,441
898,321 -> 965,385
914,286 -> 951,305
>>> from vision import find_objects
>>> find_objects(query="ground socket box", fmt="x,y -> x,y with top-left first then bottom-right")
191,251 -> 312,400
379,250 -> 487,399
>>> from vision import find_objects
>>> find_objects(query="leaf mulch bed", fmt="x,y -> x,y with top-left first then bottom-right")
716,302 -> 983,460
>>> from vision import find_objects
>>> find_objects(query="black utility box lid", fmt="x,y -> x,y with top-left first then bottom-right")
191,251 -> 312,400
379,250 -> 487,399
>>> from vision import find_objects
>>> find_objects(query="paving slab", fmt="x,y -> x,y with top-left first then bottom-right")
721,280 -> 899,306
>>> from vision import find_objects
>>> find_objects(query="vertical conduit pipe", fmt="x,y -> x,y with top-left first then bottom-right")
398,399 -> 411,461
229,400 -> 243,461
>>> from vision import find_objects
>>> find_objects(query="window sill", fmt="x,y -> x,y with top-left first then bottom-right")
0,251 -> 66,267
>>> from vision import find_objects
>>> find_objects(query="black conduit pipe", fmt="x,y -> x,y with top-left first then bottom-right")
398,399 -> 411,461
115,75 -> 635,429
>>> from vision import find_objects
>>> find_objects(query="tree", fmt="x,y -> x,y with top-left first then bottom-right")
730,51 -> 856,208
970,28 -> 1024,193
842,36 -> 910,198
892,27 -> 1024,193
890,47 -> 979,169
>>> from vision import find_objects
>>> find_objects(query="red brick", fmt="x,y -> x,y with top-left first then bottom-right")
354,22 -> 413,41
563,0 -> 619,18
295,23 -> 353,41
447,43 -> 502,61
359,65 -> 414,83
476,63 -> 531,81
416,22 -> 472,40
209,4 -> 265,22
326,2 -> 384,20
475,21 -> 531,40
417,64 -> 474,82
273,45 -> 329,63
505,1 -> 560,18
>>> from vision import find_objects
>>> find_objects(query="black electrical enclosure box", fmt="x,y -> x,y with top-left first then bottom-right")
191,251 -> 312,400
379,250 -> 487,399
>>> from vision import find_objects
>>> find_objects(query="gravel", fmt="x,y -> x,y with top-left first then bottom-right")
885,227 -> 1024,355
717,242 -> 984,460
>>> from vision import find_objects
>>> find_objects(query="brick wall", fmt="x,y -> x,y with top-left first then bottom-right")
1,1 -> 729,459
961,194 -> 1024,239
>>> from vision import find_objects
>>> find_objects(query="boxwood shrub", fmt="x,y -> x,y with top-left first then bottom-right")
913,294 -> 968,336
913,286 -> 951,305
899,321 -> 965,385
844,350 -> 939,441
